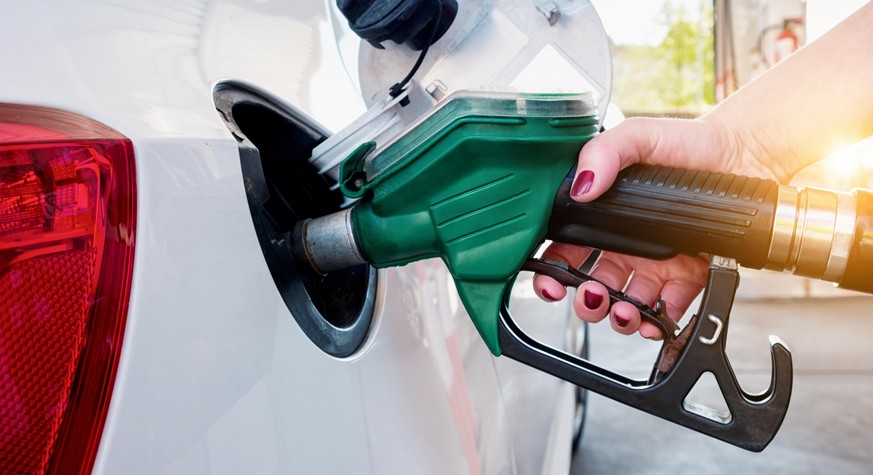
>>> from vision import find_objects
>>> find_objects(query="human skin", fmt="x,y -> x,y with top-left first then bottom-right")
534,3 -> 873,338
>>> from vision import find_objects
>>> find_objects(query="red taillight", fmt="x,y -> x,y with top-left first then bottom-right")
0,104 -> 136,474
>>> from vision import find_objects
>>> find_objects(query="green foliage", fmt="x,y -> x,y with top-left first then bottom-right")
611,1 -> 714,115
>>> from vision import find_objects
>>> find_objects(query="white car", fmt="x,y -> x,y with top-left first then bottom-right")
0,1 -> 611,473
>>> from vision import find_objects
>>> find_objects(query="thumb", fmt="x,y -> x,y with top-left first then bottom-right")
568,117 -> 718,203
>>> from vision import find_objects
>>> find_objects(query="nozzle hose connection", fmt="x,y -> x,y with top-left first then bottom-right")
292,209 -> 367,275
766,185 -> 857,282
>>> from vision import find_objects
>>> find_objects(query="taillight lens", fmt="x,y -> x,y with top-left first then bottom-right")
0,104 -> 136,474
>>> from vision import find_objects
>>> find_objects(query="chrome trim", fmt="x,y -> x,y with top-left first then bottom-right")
698,314 -> 724,345
766,186 -> 857,282
793,187 -> 838,277
823,191 -> 857,281
767,185 -> 799,270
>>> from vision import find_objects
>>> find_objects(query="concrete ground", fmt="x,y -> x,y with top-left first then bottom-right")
570,294 -> 873,475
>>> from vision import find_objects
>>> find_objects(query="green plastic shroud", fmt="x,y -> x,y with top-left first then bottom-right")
340,91 -> 599,355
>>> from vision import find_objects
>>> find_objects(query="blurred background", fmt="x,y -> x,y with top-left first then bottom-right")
594,0 -> 872,188
592,0 -> 872,299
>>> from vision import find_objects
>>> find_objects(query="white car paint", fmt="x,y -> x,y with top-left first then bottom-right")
1,1 -> 581,473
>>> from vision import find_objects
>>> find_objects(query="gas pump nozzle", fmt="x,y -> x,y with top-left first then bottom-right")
291,90 -> 873,451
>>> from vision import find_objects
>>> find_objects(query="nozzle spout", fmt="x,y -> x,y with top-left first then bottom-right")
291,209 -> 368,275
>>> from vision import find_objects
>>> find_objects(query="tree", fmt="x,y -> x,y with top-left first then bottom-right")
610,1 -> 714,116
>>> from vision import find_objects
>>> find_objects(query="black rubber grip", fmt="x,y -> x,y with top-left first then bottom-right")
547,165 -> 779,269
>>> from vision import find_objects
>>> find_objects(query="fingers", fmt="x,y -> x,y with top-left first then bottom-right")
569,118 -> 660,203
569,253 -> 708,339
533,274 -> 566,302
540,241 -> 596,268
610,302 -> 643,335
573,253 -> 638,335
639,260 -> 709,339
572,284 -> 642,336
570,118 -> 725,203
532,242 -> 595,302
618,271 -> 663,337
572,281 -> 609,323
568,143 -> 621,202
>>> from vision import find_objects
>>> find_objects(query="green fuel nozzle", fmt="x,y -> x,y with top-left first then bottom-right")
292,90 -> 873,451
363,92 -> 601,354
297,91 -> 600,354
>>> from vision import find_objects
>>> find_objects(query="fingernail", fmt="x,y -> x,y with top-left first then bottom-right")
571,170 -> 595,197
583,290 -> 603,309
542,289 -> 558,302
615,315 -> 630,328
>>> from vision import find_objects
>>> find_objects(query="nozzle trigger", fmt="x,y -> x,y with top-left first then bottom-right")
499,256 -> 792,451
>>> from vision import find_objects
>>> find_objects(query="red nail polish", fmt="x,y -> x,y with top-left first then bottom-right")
583,290 -> 603,309
571,170 -> 595,197
615,315 -> 630,328
542,289 -> 558,302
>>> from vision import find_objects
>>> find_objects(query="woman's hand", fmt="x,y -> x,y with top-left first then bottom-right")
534,3 -> 873,337
534,116 -> 779,338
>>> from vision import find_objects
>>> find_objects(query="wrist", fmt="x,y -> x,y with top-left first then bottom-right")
699,109 -> 793,184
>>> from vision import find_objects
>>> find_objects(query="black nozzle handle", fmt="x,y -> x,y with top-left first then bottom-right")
547,165 -> 779,269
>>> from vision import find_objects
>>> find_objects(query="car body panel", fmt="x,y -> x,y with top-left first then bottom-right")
1,1 -> 577,473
